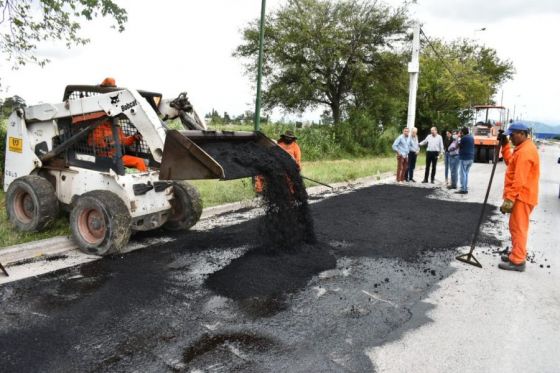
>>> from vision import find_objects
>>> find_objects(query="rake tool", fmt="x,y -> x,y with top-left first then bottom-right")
456,142 -> 503,268
302,175 -> 334,190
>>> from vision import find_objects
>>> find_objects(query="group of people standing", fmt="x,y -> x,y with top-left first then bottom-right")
392,126 -> 475,194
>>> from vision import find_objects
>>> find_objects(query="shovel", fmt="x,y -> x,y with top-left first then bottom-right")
456,141 -> 503,268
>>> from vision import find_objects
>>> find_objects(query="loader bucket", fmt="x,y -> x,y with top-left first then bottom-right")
159,129 -> 278,180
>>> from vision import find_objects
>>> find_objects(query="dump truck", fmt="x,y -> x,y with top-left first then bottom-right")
3,84 -> 276,255
471,105 -> 508,163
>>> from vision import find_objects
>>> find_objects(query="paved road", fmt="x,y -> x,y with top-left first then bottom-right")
368,142 -> 560,372
0,143 -> 557,372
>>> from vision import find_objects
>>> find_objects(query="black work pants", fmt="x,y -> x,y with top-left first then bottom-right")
406,151 -> 417,181
424,151 -> 439,182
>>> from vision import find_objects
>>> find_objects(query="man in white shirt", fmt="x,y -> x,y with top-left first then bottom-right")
419,126 -> 444,183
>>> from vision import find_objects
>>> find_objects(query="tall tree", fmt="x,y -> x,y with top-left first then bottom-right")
0,0 -> 127,67
235,0 -> 408,124
416,38 -> 514,133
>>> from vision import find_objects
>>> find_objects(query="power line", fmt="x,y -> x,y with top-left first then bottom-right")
419,28 -> 472,95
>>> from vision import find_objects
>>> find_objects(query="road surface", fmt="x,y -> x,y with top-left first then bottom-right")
0,143 -> 558,372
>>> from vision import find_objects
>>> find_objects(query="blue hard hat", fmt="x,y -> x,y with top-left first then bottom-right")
505,122 -> 529,135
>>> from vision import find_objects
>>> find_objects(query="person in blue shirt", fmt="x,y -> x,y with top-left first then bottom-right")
392,127 -> 410,183
457,127 -> 475,194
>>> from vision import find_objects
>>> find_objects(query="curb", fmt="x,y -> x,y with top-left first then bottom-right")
0,169 -> 400,267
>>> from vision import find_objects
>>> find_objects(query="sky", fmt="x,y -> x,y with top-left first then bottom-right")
0,0 -> 559,124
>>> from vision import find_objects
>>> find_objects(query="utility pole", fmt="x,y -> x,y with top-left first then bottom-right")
406,22 -> 420,131
254,0 -> 266,132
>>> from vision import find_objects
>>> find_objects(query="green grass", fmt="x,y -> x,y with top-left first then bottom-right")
0,190 -> 71,247
0,154 -> 426,248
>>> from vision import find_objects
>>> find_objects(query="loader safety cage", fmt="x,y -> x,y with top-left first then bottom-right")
47,85 -> 164,175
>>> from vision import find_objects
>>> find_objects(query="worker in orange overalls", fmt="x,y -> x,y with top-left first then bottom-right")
255,130 -> 301,193
84,77 -> 147,172
498,122 -> 540,272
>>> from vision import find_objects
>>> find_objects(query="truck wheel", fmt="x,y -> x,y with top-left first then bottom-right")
70,191 -> 131,256
164,181 -> 203,231
6,175 -> 59,232
474,148 -> 481,163
488,148 -> 496,163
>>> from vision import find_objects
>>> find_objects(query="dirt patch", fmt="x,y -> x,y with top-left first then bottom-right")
183,332 -> 276,363
7,254 -> 69,267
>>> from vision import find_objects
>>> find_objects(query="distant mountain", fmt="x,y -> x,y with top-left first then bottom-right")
519,120 -> 560,134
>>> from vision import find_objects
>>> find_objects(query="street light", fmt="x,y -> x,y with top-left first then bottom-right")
254,0 -> 267,132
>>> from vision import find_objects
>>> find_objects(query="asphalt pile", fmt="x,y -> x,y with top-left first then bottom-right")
201,140 -> 316,249
202,140 -> 330,301
205,185 -> 499,301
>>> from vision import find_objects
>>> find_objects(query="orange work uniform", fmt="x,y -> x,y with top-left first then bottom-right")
88,122 -> 147,172
502,140 -> 540,264
255,140 -> 302,193
278,141 -> 302,169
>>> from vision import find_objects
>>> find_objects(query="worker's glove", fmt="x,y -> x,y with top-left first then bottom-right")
500,199 -> 514,214
133,132 -> 143,142
497,130 -> 508,146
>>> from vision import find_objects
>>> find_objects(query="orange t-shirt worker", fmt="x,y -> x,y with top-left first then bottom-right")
255,131 -> 301,193
498,122 -> 540,272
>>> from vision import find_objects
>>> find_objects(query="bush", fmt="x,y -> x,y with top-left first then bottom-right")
255,117 -> 397,161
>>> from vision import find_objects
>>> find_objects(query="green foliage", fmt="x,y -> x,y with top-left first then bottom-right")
0,0 -> 127,67
235,0 -> 408,124
1,95 -> 26,116
212,119 -> 398,161
416,38 -> 514,134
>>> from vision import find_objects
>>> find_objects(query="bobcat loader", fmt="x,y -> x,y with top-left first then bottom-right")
3,84 -> 275,255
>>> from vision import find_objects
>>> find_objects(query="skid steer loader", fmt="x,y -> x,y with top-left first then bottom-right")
3,84 -> 276,255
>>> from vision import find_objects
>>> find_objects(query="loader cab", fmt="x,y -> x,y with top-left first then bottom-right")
55,85 -> 163,175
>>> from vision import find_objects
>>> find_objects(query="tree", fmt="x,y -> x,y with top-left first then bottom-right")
235,0 -> 408,125
415,38 -> 514,133
223,112 -> 231,124
1,94 -> 26,116
0,0 -> 127,67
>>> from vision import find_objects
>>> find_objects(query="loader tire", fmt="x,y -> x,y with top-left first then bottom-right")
164,181 -> 202,231
6,175 -> 59,232
70,191 -> 131,256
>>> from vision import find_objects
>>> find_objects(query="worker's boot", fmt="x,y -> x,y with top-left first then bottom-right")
498,261 -> 526,272
501,254 -> 510,262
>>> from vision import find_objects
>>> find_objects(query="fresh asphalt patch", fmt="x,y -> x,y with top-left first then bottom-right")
0,184 -> 500,372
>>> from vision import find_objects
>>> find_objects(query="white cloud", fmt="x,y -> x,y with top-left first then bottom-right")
418,0 -> 560,22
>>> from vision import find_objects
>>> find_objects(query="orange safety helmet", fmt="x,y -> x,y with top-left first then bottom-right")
100,77 -> 116,87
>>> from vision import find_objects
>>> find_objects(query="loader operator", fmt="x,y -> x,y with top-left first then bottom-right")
86,77 -> 148,172
255,130 -> 301,193
498,122 -> 540,272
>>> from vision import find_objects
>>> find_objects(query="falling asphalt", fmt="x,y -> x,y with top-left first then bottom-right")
0,184 -> 500,372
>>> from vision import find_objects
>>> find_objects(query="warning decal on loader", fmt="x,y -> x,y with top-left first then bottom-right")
8,137 -> 22,153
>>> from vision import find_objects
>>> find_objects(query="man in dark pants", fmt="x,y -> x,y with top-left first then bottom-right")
443,130 -> 453,185
419,126 -> 444,183
456,127 -> 475,194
